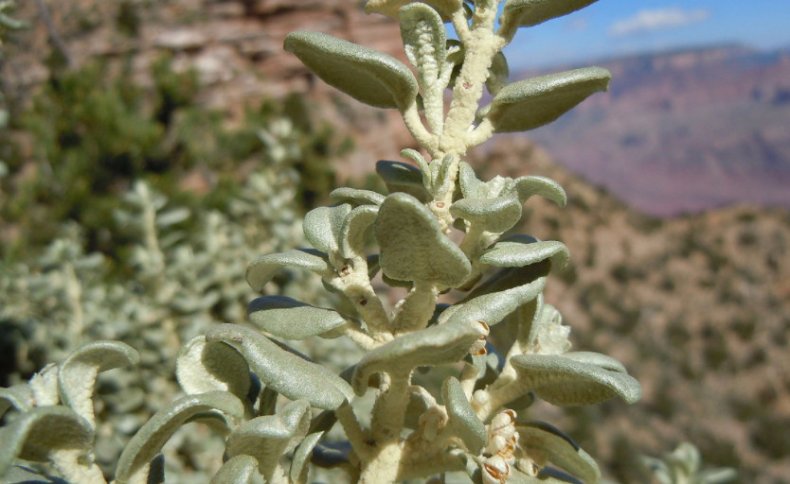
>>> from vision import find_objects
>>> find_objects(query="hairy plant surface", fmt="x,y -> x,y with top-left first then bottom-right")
0,1 -> 650,483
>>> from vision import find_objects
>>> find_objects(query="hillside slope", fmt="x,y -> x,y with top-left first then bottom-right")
472,137 -> 790,483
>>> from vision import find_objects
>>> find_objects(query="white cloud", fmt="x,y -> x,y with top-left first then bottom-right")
609,8 -> 710,37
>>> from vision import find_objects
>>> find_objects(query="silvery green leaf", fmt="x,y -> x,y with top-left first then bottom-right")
429,154 -> 456,195
290,431 -> 324,484
562,352 -> 628,373
352,318 -> 487,395
450,195 -> 522,233
284,31 -> 418,110
480,240 -> 569,271
486,51 -> 509,95
116,391 -> 244,483
0,406 -> 93,476
58,340 -> 139,428
206,325 -> 354,410
304,204 -> 352,254
442,377 -> 486,453
176,336 -> 252,401
518,422 -> 600,484
376,160 -> 430,201
502,0 -> 598,28
330,187 -> 385,206
403,389 -> 434,429
247,250 -> 328,292
211,455 -> 264,484
400,3 -> 446,86
487,67 -> 611,133
376,193 -> 471,287
515,176 -> 567,206
401,148 -> 432,188
511,354 -> 641,406
29,364 -> 59,407
340,205 -> 379,258
364,0 -> 461,19
247,296 -> 348,339
0,385 -> 33,418
226,400 -> 311,478
458,162 -> 484,198
156,208 -> 190,228
441,272 -> 546,330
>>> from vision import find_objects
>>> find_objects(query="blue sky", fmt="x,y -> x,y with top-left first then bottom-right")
501,0 -> 790,69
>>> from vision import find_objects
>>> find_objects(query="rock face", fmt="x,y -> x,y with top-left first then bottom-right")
522,44 -> 790,216
2,0 -> 411,172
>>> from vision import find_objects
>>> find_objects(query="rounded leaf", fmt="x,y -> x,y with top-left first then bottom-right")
285,31 -> 417,110
518,422 -> 601,484
480,239 -> 569,271
330,187 -> 385,206
176,336 -> 252,400
290,431 -> 324,484
352,318 -> 487,395
0,406 -> 93,475
211,455 -> 264,484
246,250 -> 328,292
247,296 -> 348,340
340,205 -> 379,258
450,195 -> 523,233
376,193 -> 471,287
515,176 -> 567,206
376,160 -> 430,201
58,340 -> 139,428
487,67 -> 611,133
503,0 -> 598,28
511,354 -> 641,406
304,205 -> 352,254
442,377 -> 486,453
226,400 -> 311,477
400,3 -> 447,85
116,391 -> 245,483
0,385 -> 33,418
206,324 -> 354,410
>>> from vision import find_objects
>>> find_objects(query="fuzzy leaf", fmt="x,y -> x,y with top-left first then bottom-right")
352,318 -> 487,394
247,250 -> 328,292
206,325 -> 354,409
330,187 -> 385,206
116,392 -> 244,483
518,422 -> 601,484
503,0 -> 598,27
284,31 -> 417,110
176,336 -> 252,401
248,296 -> 348,340
0,406 -> 93,475
376,160 -> 430,201
511,353 -> 641,406
442,377 -> 486,453
211,455 -> 264,484
376,193 -> 471,286
487,67 -> 610,132
450,195 -> 523,233
515,176 -> 567,206
304,205 -> 352,254
290,431 -> 324,484
365,0 -> 461,19
480,239 -> 569,271
400,3 -> 446,86
58,341 -> 139,428
340,205 -> 379,258
0,385 -> 33,418
486,51 -> 509,95
226,400 -> 311,478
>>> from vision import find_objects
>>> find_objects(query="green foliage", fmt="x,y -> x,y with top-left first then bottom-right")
1,58 -> 343,259
0,1 -> 667,483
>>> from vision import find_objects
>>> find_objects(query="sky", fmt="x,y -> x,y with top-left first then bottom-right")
500,0 -> 790,69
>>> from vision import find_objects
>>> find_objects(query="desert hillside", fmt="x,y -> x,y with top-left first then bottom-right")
1,1 -> 788,482
473,138 -> 790,483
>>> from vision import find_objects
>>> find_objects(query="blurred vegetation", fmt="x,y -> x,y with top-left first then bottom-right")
1,55 -> 348,262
